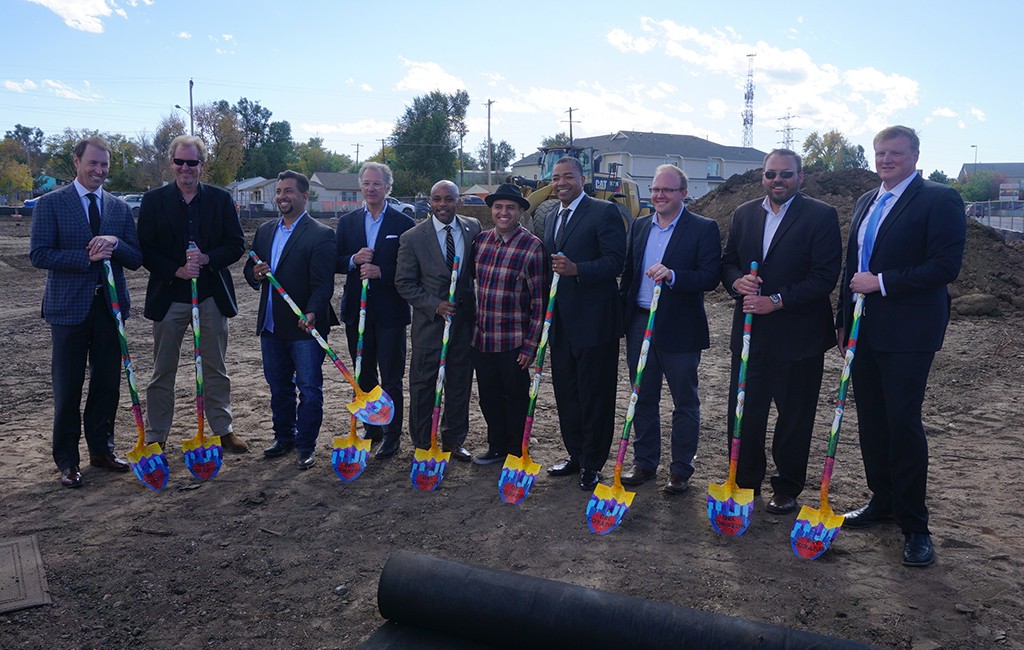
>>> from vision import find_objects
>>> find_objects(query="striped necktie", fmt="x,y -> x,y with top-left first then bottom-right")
444,225 -> 455,272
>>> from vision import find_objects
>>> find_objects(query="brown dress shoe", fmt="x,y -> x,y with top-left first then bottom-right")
221,432 -> 250,453
620,464 -> 656,486
60,466 -> 83,488
89,453 -> 130,472
663,474 -> 689,494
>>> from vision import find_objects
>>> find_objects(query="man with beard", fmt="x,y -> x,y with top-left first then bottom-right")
244,170 -> 338,470
720,148 -> 841,515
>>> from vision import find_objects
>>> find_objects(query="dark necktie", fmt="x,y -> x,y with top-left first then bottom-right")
860,191 -> 893,271
444,225 -> 455,272
86,192 -> 101,236
555,208 -> 571,251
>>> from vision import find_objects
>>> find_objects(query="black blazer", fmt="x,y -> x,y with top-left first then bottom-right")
542,194 -> 626,348
243,214 -> 340,339
837,175 -> 966,352
620,209 -> 721,353
721,193 -> 842,360
137,182 -> 245,321
335,206 -> 415,328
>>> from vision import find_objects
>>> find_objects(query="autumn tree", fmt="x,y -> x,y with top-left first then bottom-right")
193,100 -> 244,186
802,130 -> 868,171
0,138 -> 33,198
389,90 -> 469,195
4,124 -> 45,172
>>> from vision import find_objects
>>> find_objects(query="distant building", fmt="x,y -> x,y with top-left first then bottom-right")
227,176 -> 270,210
957,162 -> 1024,187
309,171 -> 361,213
510,131 -> 767,201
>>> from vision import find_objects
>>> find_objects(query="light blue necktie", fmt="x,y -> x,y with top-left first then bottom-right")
860,191 -> 893,271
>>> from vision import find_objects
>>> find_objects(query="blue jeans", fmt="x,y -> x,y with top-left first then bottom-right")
625,310 -> 702,480
260,333 -> 326,453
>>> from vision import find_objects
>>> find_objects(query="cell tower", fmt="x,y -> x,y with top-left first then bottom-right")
778,110 -> 800,149
742,53 -> 755,148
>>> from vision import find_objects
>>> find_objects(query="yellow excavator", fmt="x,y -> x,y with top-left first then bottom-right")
510,145 -> 648,236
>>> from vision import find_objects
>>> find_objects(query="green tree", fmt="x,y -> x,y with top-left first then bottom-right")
43,128 -> 101,181
389,90 -> 469,195
103,133 -> 143,192
293,137 -> 353,177
4,124 -> 45,172
239,120 -> 296,178
541,132 -> 570,147
0,138 -> 33,196
193,100 -> 244,186
956,169 -> 1004,202
477,139 -> 516,172
802,130 -> 868,171
928,170 -> 952,184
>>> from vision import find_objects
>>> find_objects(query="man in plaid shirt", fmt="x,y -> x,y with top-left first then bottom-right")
471,184 -> 546,464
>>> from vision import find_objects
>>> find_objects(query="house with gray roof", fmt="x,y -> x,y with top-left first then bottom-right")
958,162 -> 1024,187
310,171 -> 362,213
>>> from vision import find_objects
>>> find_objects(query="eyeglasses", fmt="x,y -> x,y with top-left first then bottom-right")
173,158 -> 202,167
360,181 -> 385,189
763,170 -> 796,180
648,186 -> 683,194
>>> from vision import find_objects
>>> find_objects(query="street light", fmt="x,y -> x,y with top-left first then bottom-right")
971,144 -> 978,171
174,78 -> 195,135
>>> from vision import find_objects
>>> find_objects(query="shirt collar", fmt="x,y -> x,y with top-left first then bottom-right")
877,171 -> 917,202
432,215 -> 458,233
761,193 -> 796,216
72,178 -> 99,198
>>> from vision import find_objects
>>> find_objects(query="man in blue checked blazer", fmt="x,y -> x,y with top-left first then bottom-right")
30,136 -> 142,488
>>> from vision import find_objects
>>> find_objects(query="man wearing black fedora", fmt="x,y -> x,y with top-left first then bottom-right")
469,184 -> 546,465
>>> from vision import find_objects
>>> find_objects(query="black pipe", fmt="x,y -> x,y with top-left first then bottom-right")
364,551 -> 880,650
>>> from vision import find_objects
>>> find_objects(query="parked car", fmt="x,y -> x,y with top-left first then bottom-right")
22,198 -> 37,209
121,193 -> 143,218
386,196 -> 415,216
461,195 -> 485,205
414,199 -> 431,221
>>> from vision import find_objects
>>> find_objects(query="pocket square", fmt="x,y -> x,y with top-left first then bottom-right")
385,234 -> 398,239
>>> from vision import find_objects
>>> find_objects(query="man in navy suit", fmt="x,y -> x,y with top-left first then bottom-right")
619,165 -> 720,494
137,135 -> 248,454
336,162 -> 415,458
245,171 -> 338,470
543,157 -> 626,490
837,126 -> 966,567
721,149 -> 842,515
30,136 -> 142,487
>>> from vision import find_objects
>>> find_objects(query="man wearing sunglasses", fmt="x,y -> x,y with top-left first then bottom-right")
720,148 -> 842,516
136,135 -> 248,454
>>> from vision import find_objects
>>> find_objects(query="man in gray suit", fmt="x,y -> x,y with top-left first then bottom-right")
29,136 -> 142,487
395,180 -> 481,460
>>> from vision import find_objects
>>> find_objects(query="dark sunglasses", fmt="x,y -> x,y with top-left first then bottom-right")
763,170 -> 796,180
173,158 -> 202,167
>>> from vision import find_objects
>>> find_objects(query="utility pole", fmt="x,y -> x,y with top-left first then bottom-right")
380,138 -> 387,163
742,54 -> 755,148
353,143 -> 361,165
188,78 -> 194,136
563,107 -> 579,147
486,99 -> 495,188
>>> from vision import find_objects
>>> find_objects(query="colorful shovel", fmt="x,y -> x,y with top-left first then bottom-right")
248,251 -> 394,426
103,260 -> 169,490
182,248 -> 222,481
707,261 -> 758,536
586,280 -> 662,535
498,269 -> 560,505
332,278 -> 372,482
410,256 -> 459,491
790,293 -> 864,559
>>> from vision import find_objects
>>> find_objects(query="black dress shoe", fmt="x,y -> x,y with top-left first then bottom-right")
60,466 -> 82,488
444,445 -> 473,462
902,532 -> 935,567
263,440 -> 295,458
579,468 -> 600,490
472,449 -> 505,465
548,458 -> 580,476
765,493 -> 797,515
620,464 -> 656,486
663,473 -> 689,494
296,449 -> 315,470
375,435 -> 401,459
843,503 -> 894,529
89,453 -> 130,473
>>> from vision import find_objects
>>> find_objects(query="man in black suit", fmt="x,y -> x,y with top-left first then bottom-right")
543,157 -> 626,490
137,135 -> 248,453
619,165 -> 721,494
335,162 -> 415,458
721,148 -> 842,515
29,136 -> 142,487
837,126 -> 966,567
244,171 -> 338,470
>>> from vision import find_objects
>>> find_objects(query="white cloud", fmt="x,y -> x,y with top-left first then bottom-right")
299,119 -> 393,136
176,31 -> 192,39
706,99 -> 729,119
482,72 -> 505,87
4,79 -> 38,92
222,34 -> 235,42
28,0 -> 113,33
969,107 -> 986,122
931,107 -> 957,118
607,27 -> 656,54
394,58 -> 464,93
215,48 -> 235,56
360,83 -> 372,92
958,119 -> 966,129
41,79 -> 101,102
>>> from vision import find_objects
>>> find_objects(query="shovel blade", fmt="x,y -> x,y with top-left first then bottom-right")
707,482 -> 755,536
586,482 -> 636,535
410,446 -> 451,491
127,443 -> 169,491
790,504 -> 845,560
182,434 -> 222,481
498,454 -> 541,505
331,434 -> 371,482
347,386 -> 394,426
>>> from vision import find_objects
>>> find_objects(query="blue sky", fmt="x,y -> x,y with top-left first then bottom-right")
4,1 -> 1017,179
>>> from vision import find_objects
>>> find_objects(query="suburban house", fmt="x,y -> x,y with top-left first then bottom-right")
309,171 -> 361,213
510,131 -> 767,201
958,162 -> 1024,187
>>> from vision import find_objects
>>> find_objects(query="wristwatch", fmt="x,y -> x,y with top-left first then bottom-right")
769,293 -> 782,311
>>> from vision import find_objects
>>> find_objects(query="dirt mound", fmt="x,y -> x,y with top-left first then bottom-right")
689,168 -> 1024,314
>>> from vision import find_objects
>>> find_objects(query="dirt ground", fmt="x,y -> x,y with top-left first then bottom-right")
2,176 -> 1023,648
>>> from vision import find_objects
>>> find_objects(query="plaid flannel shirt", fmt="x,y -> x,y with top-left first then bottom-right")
472,225 -> 545,357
